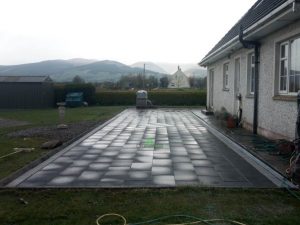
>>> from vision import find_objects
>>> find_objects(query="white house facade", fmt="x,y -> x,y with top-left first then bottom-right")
168,66 -> 190,88
200,0 -> 300,141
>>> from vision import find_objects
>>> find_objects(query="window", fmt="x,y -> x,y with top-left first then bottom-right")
279,37 -> 300,94
223,63 -> 229,90
248,53 -> 255,95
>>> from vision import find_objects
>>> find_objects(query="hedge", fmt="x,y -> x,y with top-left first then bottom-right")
95,90 -> 206,106
54,83 -> 96,105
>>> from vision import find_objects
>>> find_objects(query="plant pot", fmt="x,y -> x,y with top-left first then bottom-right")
227,116 -> 236,128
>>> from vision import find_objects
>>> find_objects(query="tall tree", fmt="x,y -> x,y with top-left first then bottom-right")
160,76 -> 169,88
72,75 -> 85,84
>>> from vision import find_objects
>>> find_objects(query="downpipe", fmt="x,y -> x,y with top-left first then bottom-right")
239,26 -> 261,134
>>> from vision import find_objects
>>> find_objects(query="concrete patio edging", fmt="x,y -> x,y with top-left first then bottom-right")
191,112 -> 297,189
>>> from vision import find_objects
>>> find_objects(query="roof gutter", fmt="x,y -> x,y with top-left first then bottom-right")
199,0 -> 296,66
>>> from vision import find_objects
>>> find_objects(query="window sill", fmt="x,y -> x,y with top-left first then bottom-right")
273,95 -> 296,102
245,94 -> 254,99
222,88 -> 230,92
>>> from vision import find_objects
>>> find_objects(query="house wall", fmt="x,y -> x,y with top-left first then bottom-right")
207,19 -> 300,140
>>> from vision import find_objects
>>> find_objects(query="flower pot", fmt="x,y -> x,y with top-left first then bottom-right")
227,116 -> 236,128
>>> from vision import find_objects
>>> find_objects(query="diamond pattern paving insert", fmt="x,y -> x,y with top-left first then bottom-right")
13,109 -> 275,188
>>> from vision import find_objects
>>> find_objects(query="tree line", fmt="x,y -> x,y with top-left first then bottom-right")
72,74 -> 206,90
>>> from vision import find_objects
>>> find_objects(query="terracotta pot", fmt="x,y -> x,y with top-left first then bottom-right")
227,116 -> 236,128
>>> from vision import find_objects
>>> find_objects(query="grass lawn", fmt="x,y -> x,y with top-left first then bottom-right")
0,106 -> 126,180
0,188 -> 299,225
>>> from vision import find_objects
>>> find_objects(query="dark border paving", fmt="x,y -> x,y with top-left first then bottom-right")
8,109 -> 276,188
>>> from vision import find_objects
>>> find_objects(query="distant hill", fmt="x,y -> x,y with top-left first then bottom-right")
0,59 -> 167,82
131,62 -> 168,74
0,60 -> 76,76
67,58 -> 98,66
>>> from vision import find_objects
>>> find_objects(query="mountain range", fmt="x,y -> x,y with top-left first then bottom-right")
0,59 -> 206,82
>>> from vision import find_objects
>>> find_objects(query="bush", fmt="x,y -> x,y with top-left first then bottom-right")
95,91 -> 136,105
54,83 -> 96,105
95,90 -> 206,106
148,91 -> 206,106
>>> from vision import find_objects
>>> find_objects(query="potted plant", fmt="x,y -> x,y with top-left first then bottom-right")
227,114 -> 237,128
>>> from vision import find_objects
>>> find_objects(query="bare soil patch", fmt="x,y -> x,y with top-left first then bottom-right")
7,121 -> 98,143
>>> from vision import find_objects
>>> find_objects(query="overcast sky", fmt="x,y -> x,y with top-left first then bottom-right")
0,0 -> 257,65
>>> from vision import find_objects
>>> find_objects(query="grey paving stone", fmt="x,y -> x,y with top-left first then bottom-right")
111,160 -> 133,167
129,171 -> 152,180
101,151 -> 119,157
78,171 -> 102,181
60,166 -> 85,175
54,157 -> 74,164
95,157 -> 114,163
189,154 -> 207,160
93,144 -> 109,149
153,159 -> 172,166
117,153 -> 136,159
134,155 -> 152,162
124,180 -> 154,187
27,171 -> 58,182
173,163 -> 194,170
198,175 -> 222,185
136,151 -> 153,156
64,151 -> 84,157
103,170 -> 129,178
89,163 -> 110,170
72,160 -> 93,166
192,160 -> 213,167
153,175 -> 175,186
153,153 -> 171,159
171,151 -> 188,156
218,171 -> 247,182
176,180 -> 200,186
174,170 -> 198,181
152,166 -> 173,175
82,154 -> 99,160
42,163 -> 65,171
48,176 -> 76,186
131,163 -> 152,170
86,149 -> 103,154
171,156 -> 191,163
100,178 -> 125,186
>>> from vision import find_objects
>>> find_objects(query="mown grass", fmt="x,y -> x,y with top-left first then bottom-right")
0,106 -> 127,126
0,188 -> 299,225
0,106 -> 126,180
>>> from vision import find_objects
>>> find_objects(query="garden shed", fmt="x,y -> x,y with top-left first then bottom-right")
0,76 -> 54,108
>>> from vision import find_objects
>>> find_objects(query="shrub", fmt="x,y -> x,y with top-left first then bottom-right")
148,91 -> 206,106
95,91 -> 136,105
95,90 -> 206,106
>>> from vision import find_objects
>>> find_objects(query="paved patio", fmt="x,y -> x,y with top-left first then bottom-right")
9,109 -> 276,188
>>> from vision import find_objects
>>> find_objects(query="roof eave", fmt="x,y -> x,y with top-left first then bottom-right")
199,0 -> 298,67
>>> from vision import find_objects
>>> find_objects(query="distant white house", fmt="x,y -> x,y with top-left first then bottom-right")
168,66 -> 190,88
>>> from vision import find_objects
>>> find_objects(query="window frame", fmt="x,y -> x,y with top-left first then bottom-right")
279,42 -> 289,94
223,63 -> 229,90
247,52 -> 255,95
278,36 -> 300,95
